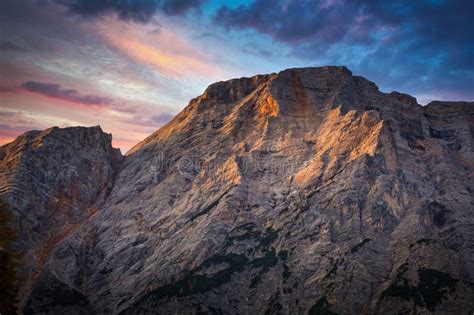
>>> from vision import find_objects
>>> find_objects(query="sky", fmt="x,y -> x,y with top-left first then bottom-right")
1,0 -> 473,152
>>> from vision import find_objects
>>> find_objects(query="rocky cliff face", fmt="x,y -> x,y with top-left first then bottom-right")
0,126 -> 123,310
3,67 -> 474,314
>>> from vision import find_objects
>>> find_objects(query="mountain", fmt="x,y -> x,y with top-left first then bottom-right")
1,66 -> 473,314
0,126 -> 123,311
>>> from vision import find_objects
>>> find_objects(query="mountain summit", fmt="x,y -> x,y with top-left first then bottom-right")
1,66 -> 473,314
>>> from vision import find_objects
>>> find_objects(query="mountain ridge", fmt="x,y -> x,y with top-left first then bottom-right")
1,66 -> 473,314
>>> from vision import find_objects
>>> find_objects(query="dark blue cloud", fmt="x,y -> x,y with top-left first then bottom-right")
22,81 -> 112,105
215,0 -> 364,44
0,40 -> 24,51
214,0 -> 474,102
55,0 -> 206,22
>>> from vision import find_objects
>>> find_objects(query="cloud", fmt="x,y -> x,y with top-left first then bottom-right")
0,40 -> 24,51
214,1 -> 366,45
159,0 -> 206,15
21,81 -> 112,106
0,85 -> 18,93
121,112 -> 175,128
0,1 -> 208,153
0,111 -> 49,145
105,35 -> 219,78
150,112 -> 174,125
55,0 -> 207,23
213,0 -> 474,101
100,20 -> 223,79
214,1 -> 473,48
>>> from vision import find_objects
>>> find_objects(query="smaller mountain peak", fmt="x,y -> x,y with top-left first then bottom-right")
389,91 -> 419,106
1,126 -> 122,162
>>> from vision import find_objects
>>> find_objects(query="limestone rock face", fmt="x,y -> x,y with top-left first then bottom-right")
0,126 -> 123,309
3,67 -> 474,314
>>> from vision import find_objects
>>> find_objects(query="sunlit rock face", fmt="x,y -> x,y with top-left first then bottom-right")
3,66 -> 474,314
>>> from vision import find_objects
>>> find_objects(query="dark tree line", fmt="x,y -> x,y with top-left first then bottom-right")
0,200 -> 20,314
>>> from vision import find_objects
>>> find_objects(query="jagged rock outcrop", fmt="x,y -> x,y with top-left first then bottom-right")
3,67 -> 474,314
0,126 -> 123,310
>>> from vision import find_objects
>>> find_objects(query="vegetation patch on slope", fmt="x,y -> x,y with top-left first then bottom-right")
381,265 -> 459,310
308,296 -> 339,315
349,238 -> 372,254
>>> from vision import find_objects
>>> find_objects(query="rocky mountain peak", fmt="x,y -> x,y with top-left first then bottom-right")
128,66 -> 379,155
0,125 -> 122,308
2,66 -> 474,314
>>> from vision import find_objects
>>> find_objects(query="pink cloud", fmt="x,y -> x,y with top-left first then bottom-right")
100,18 -> 226,79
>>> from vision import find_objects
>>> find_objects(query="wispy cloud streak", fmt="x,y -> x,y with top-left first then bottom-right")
55,0 -> 206,22
21,81 -> 112,106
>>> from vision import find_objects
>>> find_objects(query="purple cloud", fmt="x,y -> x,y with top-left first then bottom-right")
0,85 -> 17,93
21,81 -> 112,106
150,113 -> 174,125
54,0 -> 206,23
122,112 -> 175,128
0,40 -> 24,51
